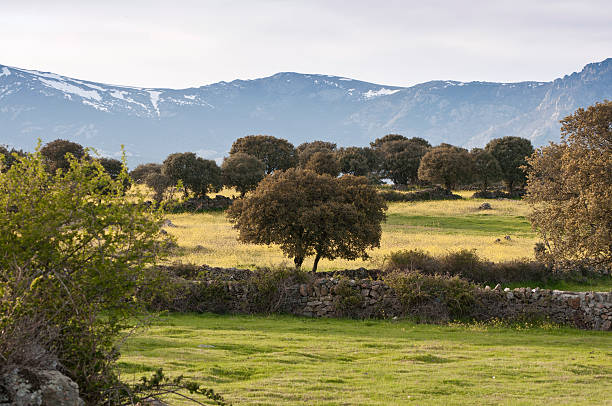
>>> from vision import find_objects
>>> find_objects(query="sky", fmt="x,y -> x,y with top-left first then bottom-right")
1,0 -> 610,89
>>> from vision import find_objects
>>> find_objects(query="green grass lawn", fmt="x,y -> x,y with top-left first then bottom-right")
120,313 -> 612,405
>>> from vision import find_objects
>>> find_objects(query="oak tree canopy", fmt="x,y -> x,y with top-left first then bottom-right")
526,101 -> 612,267
227,169 -> 387,271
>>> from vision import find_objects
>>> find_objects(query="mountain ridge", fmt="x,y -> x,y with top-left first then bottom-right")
1,58 -> 610,166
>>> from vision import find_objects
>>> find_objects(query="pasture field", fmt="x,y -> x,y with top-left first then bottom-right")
164,193 -> 538,271
120,313 -> 612,405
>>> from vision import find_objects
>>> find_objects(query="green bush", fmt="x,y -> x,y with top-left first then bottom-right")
140,273 -> 232,314
0,148 -> 173,404
384,271 -> 476,320
247,267 -> 310,314
384,249 -> 439,273
440,249 -> 485,277
333,278 -> 364,317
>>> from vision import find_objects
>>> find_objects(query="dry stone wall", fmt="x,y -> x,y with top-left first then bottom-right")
157,267 -> 612,331
476,287 -> 612,330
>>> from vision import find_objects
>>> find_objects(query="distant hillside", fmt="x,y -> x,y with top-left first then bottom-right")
0,58 -> 610,166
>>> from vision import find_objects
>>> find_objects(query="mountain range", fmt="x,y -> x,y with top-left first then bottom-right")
1,58 -> 610,167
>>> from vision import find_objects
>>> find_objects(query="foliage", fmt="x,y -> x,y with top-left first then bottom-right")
405,137 -> 431,149
221,152 -> 265,197
129,162 -> 162,183
227,169 -> 387,271
119,368 -> 230,405
383,249 -> 551,285
141,265 -> 310,315
333,278 -> 365,317
384,271 -> 476,319
378,187 -> 461,202
471,189 -> 523,199
296,141 -> 337,167
417,145 -> 473,190
229,135 -> 297,174
303,150 -> 340,177
380,139 -> 430,185
440,249 -> 484,277
369,133 -> 408,149
98,157 -> 124,179
383,249 -> 439,273
141,271 -> 233,314
39,138 -> 85,173
145,172 -> 174,202
0,145 -> 25,172
98,157 -> 131,192
164,195 -> 233,213
470,148 -> 502,192
247,267 -> 310,313
0,149 -> 172,404
525,101 -> 612,267
337,146 -> 379,177
486,136 -> 534,193
162,152 -> 222,197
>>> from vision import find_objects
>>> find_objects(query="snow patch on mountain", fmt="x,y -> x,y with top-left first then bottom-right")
39,78 -> 102,101
363,88 -> 401,99
82,100 -> 108,112
0,67 -> 10,77
19,68 -> 65,81
110,90 -> 128,100
70,79 -> 107,92
147,90 -> 162,116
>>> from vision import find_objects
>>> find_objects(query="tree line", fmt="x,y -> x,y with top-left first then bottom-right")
1,134 -> 535,201
134,134 -> 534,200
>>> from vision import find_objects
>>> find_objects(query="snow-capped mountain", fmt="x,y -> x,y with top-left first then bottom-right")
1,59 -> 610,166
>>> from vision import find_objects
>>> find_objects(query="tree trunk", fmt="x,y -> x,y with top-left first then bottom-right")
311,252 -> 322,273
482,179 -> 489,193
294,256 -> 304,269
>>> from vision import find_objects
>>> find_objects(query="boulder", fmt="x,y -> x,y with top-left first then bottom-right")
0,367 -> 84,406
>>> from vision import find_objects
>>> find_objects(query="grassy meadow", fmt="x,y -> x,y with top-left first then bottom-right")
120,313 -> 612,405
120,189 -> 612,405
163,190 -> 537,270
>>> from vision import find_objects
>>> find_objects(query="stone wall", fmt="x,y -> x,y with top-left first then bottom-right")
475,287 -> 612,330
154,267 -> 612,331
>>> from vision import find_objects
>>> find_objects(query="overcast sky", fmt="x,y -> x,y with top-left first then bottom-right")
1,0 -> 610,89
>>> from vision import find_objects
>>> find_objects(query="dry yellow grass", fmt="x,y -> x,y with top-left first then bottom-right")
162,192 -> 537,270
